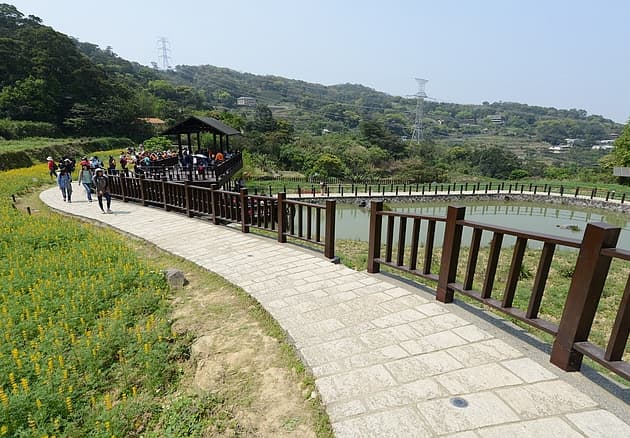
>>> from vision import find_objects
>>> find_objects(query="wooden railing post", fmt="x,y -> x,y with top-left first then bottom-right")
184,181 -> 192,217
367,201 -> 383,273
139,175 -> 147,206
240,188 -> 250,233
437,206 -> 466,303
120,174 -> 127,202
161,177 -> 169,211
277,192 -> 287,243
211,187 -> 220,225
324,200 -> 336,259
550,222 -> 620,371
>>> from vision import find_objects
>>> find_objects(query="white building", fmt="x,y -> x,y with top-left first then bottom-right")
237,96 -> 257,106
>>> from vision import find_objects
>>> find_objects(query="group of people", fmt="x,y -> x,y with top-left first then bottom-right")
48,156 -> 113,214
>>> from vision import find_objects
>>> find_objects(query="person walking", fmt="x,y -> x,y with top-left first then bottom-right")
93,168 -> 112,214
47,156 -> 57,179
77,164 -> 94,202
57,168 -> 73,202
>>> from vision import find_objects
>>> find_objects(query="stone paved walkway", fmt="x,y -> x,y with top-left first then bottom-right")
40,188 -> 630,437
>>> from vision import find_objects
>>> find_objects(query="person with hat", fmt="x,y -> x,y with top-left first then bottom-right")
93,168 -> 113,214
77,163 -> 94,202
57,168 -> 73,202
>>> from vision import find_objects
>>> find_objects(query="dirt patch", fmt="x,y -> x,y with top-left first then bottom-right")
169,267 -> 321,437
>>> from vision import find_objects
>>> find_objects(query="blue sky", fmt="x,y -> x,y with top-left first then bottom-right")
9,0 -> 630,123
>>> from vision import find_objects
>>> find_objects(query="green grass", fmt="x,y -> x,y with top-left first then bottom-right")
0,167 -> 183,437
0,137 -> 80,153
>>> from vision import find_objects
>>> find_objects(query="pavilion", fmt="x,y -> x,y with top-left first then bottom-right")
161,115 -> 241,156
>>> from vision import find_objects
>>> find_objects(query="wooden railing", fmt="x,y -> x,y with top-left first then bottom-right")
367,201 -> 629,380
108,174 -> 335,259
135,152 -> 243,186
248,180 -> 630,204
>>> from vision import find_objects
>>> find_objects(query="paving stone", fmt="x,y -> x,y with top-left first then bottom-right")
364,378 -> 446,410
401,330 -> 469,355
436,363 -> 523,394
418,392 -> 520,435
372,309 -> 427,328
327,399 -> 367,421
382,286 -> 413,298
301,337 -> 368,367
334,407 -> 433,438
499,357 -> 557,383
445,432 -> 480,438
410,313 -> 470,335
386,351 -> 464,383
495,380 -> 598,419
359,325 -> 420,349
339,345 -> 409,369
446,339 -> 522,367
416,302 -> 450,316
451,325 -> 494,342
316,364 -> 397,403
566,409 -> 630,438
478,417 -> 582,438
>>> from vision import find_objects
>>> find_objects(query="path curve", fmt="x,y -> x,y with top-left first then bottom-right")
40,188 -> 630,437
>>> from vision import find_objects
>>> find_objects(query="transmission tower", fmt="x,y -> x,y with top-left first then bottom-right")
410,78 -> 428,143
157,37 -> 172,70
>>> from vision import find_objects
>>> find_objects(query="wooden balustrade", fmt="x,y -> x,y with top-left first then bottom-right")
107,174 -> 335,259
367,201 -> 629,380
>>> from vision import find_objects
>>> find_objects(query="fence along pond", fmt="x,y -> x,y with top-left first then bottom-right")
368,201 -> 629,381
107,174 -> 629,381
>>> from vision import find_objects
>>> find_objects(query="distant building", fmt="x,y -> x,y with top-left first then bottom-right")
487,114 -> 504,125
237,96 -> 257,106
139,117 -> 166,126
138,118 -> 166,134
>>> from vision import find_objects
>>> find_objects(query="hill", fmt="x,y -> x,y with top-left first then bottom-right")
0,3 -> 625,182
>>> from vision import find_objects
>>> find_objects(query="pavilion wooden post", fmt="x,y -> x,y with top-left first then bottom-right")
277,192 -> 287,243
177,134 -> 182,157
367,201 -> 383,273
187,133 -> 192,155
550,222 -> 620,371
324,200 -> 336,259
240,188 -> 250,233
437,206 -> 466,303
196,132 -> 201,154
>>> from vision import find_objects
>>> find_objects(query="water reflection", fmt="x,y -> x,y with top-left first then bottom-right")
331,201 -> 630,249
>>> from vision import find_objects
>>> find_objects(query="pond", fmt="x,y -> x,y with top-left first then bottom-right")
331,200 -> 630,249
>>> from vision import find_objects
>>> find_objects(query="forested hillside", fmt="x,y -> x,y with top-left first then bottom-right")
1,3 -> 626,182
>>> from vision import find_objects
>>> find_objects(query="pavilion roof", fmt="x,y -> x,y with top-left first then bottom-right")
161,116 -> 240,136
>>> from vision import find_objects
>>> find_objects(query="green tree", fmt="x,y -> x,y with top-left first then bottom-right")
473,147 -> 521,179
612,120 -> 630,167
0,75 -> 56,121
252,104 -> 276,132
309,153 -> 347,178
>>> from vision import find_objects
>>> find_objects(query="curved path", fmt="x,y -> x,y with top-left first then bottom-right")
41,188 -> 630,437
